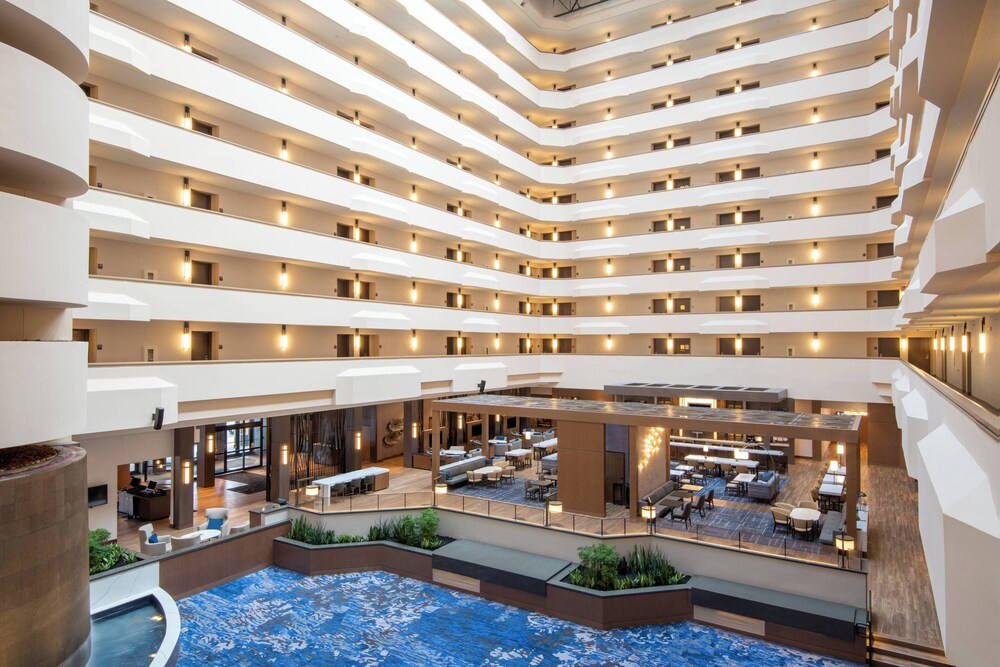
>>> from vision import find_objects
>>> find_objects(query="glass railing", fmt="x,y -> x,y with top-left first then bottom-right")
293,491 -> 859,571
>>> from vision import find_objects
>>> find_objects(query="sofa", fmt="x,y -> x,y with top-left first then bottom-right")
747,470 -> 779,501
541,452 -> 558,472
642,481 -> 681,517
439,456 -> 487,487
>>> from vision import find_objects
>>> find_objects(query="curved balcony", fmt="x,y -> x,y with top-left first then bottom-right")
0,0 -> 89,82
0,44 -> 89,197
78,189 -> 893,273
0,192 -> 88,307
88,103 -> 894,235
0,341 -> 87,448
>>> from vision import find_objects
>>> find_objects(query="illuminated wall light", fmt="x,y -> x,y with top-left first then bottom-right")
606,32 -> 611,42
606,258 -> 613,274
494,253 -> 500,269
667,215 -> 675,231
182,33 -> 194,53
605,296 -> 613,313
410,185 -> 417,202
734,36 -> 742,50
949,334 -> 956,352
279,325 -> 289,351
182,250 -> 192,281
606,70 -> 612,81
605,335 -> 613,350
353,274 -> 361,297
812,107 -> 820,123
279,262 -> 288,289
181,177 -> 191,206
811,197 -> 820,216
666,94 -> 674,108
494,214 -> 501,228
456,289 -> 464,308
667,54 -> 674,66
667,175 -> 674,190
735,291 -> 743,310
811,241 -> 820,261
181,322 -> 191,350
456,244 -> 464,262
667,334 -> 674,352
605,107 -> 613,120
735,334 -> 743,352
812,287 -> 820,306
961,333 -> 969,353
354,431 -> 362,451
410,234 -> 417,252
552,191 -> 558,204
410,330 -> 418,352
412,422 -> 419,438
182,105 -> 192,129
810,17 -> 818,30
353,221 -> 361,241
734,164 -> 742,181
410,282 -> 417,302
280,139 -> 288,160
811,62 -> 819,77
980,317 -> 988,353
735,248 -> 743,268
281,443 -> 289,466
605,145 -> 613,159
735,207 -> 743,224
551,155 -> 558,167
551,335 -> 558,352
667,14 -> 673,24
279,201 -> 288,226
734,80 -> 742,93
667,254 -> 674,272
353,110 -> 360,125
667,294 -> 674,312
493,293 -> 500,310
605,183 -> 613,198
353,165 -> 361,183
812,152 -> 820,170
411,136 -> 417,150
933,337 -> 938,351
205,432 -> 215,454
606,221 -> 613,237
354,330 -> 361,351
456,334 -> 464,352
182,460 -> 192,485
900,336 -> 908,352
812,332 -> 820,352
494,333 -> 501,350
666,134 -> 674,149
280,77 -> 287,94
551,119 -> 558,128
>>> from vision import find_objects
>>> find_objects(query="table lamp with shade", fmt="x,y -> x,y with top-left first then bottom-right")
834,531 -> 856,568
642,502 -> 657,534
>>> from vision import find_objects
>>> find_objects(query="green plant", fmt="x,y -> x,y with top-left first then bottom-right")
417,509 -> 439,545
88,529 -> 137,575
335,533 -> 366,543
567,543 -> 684,591
395,515 -> 419,547
574,544 -> 621,591
624,544 -> 681,586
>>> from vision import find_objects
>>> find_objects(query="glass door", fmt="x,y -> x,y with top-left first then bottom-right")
214,419 -> 268,475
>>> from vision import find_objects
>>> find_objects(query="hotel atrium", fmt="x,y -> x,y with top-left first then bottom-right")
0,0 -> 997,665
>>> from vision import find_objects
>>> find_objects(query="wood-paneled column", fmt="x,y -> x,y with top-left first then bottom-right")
197,424 -> 215,488
171,427 -> 195,529
267,416 -> 291,503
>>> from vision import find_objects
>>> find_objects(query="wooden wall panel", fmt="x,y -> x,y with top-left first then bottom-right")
867,403 -> 903,467
556,421 -> 606,517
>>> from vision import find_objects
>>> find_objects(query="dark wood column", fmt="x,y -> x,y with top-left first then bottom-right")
403,400 -> 420,467
344,407 -> 363,472
557,421 -> 606,517
628,425 -> 640,519
171,427 -> 195,529
844,440 -> 861,541
267,416 -> 291,502
197,424 -> 215,488
430,410 -> 442,489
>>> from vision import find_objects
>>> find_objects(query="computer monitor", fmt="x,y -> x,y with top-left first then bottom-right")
130,476 -> 142,488
147,480 -> 158,491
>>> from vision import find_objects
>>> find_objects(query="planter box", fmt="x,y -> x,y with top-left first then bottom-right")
273,538 -> 434,582
542,570 -> 693,630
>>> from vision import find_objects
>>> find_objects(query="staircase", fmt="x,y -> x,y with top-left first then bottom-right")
870,636 -> 953,667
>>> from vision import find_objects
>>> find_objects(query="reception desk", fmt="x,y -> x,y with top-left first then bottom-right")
314,467 -> 390,493
118,489 -> 170,521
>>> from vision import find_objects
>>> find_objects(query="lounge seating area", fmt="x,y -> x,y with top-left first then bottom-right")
137,508 -> 234,556
439,456 -> 488,487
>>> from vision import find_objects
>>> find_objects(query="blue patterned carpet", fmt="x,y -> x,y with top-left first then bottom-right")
177,567 -> 860,666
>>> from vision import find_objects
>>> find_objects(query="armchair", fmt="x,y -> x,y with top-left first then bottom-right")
171,534 -> 202,551
138,523 -> 171,556
198,508 -> 230,534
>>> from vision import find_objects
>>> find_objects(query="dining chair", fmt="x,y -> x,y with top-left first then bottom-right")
670,502 -> 692,529
791,517 -> 814,540
798,501 -> 819,511
501,467 -> 516,485
692,494 -> 707,518
771,508 -> 792,534
704,488 -> 715,510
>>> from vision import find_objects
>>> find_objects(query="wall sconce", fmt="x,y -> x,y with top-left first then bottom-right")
494,214 -> 501,228
605,145 -> 613,159
961,331 -> 969,353
411,185 -> 417,202
410,330 -> 418,352
280,139 -> 288,160
667,175 -> 674,190
605,183 -> 613,198
457,414 -> 464,430
455,244 -> 464,262
812,107 -> 819,123
811,197 -> 820,216
605,296 -> 613,313
280,77 -> 288,94
900,336 -> 908,352
933,337 -> 938,351
667,334 -> 674,352
667,294 -> 674,312
181,177 -> 191,206
280,201 -> 288,226
205,431 -> 215,454
949,331 -> 955,351
605,335 -> 613,350
410,282 -> 417,303
279,325 -> 288,350
525,334 -> 532,352
734,80 -> 742,93
606,221 -> 613,237
735,334 -> 743,352
456,289 -> 464,308
810,17 -> 818,30
812,332 -> 820,352
666,53 -> 674,66
182,250 -> 192,280
812,152 -> 820,170
667,254 -> 675,271
354,431 -> 362,451
182,460 -> 192,485
493,293 -> 500,310
551,119 -> 557,128
667,95 -> 674,108
281,443 -> 289,465
734,36 -> 742,50
735,206 -> 743,224
734,122 -> 742,137
734,291 -> 743,310
606,69 -> 612,81
811,241 -> 820,260
353,274 -> 361,298
734,164 -> 742,181
606,258 -> 613,274
412,422 -> 419,439
734,249 -> 743,268
353,110 -> 360,125
411,136 -> 417,150
183,33 -> 192,52
182,105 -> 192,129
666,215 -> 674,231
980,317 -> 987,353
494,333 -> 501,351
812,287 -> 820,306
181,322 -> 191,351
456,334 -> 464,352
280,263 -> 288,289
410,234 -> 418,253
811,62 -> 819,77
354,330 -> 361,351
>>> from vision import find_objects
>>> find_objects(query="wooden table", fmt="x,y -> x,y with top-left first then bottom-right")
819,483 -> 844,497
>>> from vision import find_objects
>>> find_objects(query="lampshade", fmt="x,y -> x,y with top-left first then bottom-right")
641,504 -> 656,520
836,444 -> 845,455
434,482 -> 448,495
304,485 -> 319,497
734,450 -> 750,460
829,459 -> 839,472
548,501 -> 563,514
834,534 -> 855,552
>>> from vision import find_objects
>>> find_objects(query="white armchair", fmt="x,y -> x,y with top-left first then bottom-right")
170,534 -> 202,551
137,522 -> 171,556
198,508 -> 230,535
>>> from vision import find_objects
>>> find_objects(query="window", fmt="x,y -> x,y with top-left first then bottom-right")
876,242 -> 894,258
337,278 -> 374,300
875,194 -> 897,209
717,167 -> 760,182
192,119 -> 217,136
336,223 -> 373,243
446,203 -> 472,217
556,120 -> 576,129
190,260 -> 216,285
874,289 -> 901,308
718,81 -> 759,96
653,217 -> 690,232
446,292 -> 472,309
80,82 -> 97,98
718,209 -> 760,225
652,298 -> 690,313
875,147 -> 891,160
446,336 -> 470,355
191,47 -> 218,63
554,158 -> 576,166
718,252 -> 760,268
190,189 -> 216,211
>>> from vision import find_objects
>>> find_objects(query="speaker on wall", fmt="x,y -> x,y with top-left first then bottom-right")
151,407 -> 165,430
478,380 -> 486,394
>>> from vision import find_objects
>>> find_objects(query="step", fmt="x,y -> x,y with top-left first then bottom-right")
871,637 -> 953,667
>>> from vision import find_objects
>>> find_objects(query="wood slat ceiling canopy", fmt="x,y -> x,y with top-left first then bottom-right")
432,394 -> 861,443
604,382 -> 788,403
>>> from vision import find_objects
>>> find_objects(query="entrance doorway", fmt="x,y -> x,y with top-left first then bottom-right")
214,420 -> 267,475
